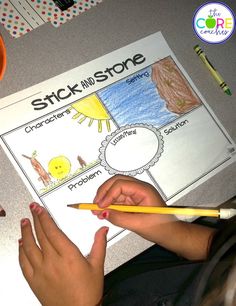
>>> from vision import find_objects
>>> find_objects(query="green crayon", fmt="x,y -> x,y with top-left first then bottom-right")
194,45 -> 232,96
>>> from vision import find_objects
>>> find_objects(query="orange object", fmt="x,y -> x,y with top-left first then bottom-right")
0,35 -> 7,80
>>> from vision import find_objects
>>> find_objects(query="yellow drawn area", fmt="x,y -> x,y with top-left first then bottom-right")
69,94 -> 111,132
48,155 -> 71,180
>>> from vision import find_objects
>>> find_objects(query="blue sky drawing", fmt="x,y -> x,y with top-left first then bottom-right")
97,66 -> 177,128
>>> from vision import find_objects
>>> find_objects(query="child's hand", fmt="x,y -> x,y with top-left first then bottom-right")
19,203 -> 108,306
93,175 -> 173,234
93,175 -> 216,261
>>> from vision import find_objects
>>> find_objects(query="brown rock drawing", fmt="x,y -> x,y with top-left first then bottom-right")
152,56 -> 201,114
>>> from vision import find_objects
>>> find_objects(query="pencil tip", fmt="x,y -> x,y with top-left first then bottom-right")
67,204 -> 79,208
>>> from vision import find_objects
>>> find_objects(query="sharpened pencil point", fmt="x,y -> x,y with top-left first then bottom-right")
67,204 -> 80,208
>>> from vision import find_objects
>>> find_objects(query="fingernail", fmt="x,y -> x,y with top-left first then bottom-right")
18,238 -> 23,246
29,202 -> 37,210
104,226 -> 109,235
35,206 -> 43,215
102,211 -> 109,219
21,218 -> 28,227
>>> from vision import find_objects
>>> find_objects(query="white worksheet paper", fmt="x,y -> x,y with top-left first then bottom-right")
0,32 -> 235,256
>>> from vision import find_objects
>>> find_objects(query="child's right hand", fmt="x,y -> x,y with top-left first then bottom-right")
93,175 -> 216,261
93,175 -> 174,235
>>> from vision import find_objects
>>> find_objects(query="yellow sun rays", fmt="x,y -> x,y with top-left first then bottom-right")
69,95 -> 111,133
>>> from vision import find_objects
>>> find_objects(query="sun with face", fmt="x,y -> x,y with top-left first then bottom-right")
48,156 -> 71,180
69,94 -> 111,132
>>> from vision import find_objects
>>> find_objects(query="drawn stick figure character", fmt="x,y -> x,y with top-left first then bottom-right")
22,153 -> 52,187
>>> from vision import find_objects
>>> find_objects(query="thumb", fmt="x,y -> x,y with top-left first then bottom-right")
88,226 -> 108,269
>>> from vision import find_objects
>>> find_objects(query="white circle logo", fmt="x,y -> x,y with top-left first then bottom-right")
193,2 -> 235,44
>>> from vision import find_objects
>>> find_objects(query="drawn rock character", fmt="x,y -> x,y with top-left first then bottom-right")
22,152 -> 51,187
48,155 -> 71,180
77,155 -> 87,168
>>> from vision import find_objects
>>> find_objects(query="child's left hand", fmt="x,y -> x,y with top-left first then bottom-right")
19,203 -> 108,306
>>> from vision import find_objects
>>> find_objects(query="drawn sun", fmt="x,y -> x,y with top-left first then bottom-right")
69,94 -> 111,132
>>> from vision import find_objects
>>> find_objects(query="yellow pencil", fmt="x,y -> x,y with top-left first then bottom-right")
67,204 -> 236,219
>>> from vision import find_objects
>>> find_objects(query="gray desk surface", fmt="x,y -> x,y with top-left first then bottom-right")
0,0 -> 236,302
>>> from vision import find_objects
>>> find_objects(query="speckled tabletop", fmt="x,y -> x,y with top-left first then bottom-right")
0,0 -> 236,304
